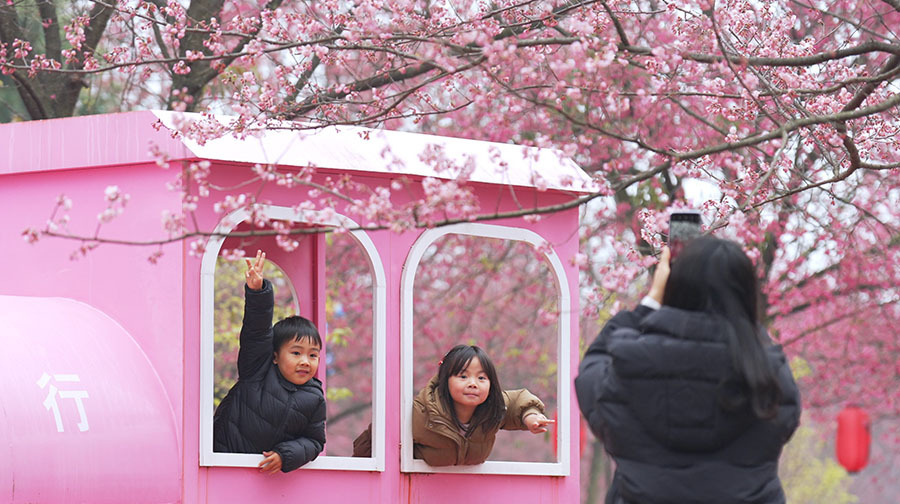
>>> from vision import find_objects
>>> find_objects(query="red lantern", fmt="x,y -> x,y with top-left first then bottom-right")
836,406 -> 870,473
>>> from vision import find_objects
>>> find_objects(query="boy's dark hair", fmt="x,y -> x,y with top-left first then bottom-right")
436,345 -> 505,437
272,315 -> 321,352
663,236 -> 781,419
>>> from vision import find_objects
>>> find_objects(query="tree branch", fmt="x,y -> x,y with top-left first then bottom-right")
599,0 -> 630,47
36,0 -> 61,61
81,0 -> 115,61
880,0 -> 900,12
679,90 -> 900,162
780,299 -> 898,346
841,54 -> 900,113
35,157 -> 671,249
8,72 -> 49,119
287,60 -> 443,117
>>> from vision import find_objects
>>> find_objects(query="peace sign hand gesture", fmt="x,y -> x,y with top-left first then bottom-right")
245,249 -> 266,291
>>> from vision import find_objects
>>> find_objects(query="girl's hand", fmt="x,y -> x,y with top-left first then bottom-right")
258,451 -> 282,474
648,246 -> 671,304
245,249 -> 266,291
523,413 -> 555,434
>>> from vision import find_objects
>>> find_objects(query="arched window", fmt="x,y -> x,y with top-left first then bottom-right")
401,223 -> 571,475
200,205 -> 386,471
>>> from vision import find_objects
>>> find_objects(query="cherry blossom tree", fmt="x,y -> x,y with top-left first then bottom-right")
4,0 -> 899,498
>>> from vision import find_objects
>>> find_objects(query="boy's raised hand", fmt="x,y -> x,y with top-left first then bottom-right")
258,450 -> 282,474
245,250 -> 266,291
524,412 -> 555,434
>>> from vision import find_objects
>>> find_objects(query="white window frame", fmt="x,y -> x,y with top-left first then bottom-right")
199,205 -> 387,471
400,223 -> 571,476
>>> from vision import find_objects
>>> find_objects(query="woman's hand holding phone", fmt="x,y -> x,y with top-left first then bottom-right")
655,210 -> 701,304
648,247 -> 671,305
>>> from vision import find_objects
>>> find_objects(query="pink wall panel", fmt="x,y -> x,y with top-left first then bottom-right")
1,165 -> 185,429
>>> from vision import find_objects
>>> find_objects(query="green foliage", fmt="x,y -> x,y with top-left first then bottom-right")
505,348 -> 522,358
75,77 -> 126,116
780,422 -> 858,504
790,356 -> 813,380
326,387 -> 353,402
777,357 -> 857,503
326,327 -> 353,348
0,79 -> 27,123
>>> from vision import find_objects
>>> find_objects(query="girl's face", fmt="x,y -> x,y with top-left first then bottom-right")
448,356 -> 491,412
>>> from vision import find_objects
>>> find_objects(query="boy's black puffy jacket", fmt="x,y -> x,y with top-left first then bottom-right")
214,280 -> 326,472
575,305 -> 801,504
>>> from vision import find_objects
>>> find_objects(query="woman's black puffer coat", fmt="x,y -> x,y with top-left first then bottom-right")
213,280 -> 326,472
576,305 -> 801,504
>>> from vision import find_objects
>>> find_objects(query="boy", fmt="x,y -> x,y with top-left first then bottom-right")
213,250 -> 326,473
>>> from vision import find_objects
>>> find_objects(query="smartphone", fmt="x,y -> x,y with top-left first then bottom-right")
668,210 -> 702,260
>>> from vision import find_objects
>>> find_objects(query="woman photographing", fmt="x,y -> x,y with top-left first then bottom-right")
576,237 -> 801,504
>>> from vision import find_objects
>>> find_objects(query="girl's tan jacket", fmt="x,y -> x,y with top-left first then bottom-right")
412,375 -> 545,466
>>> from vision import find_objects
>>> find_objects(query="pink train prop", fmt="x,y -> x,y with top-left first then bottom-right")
0,111 -> 589,503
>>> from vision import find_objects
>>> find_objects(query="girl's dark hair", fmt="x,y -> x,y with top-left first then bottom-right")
663,236 -> 781,419
436,345 -> 505,436
272,315 -> 321,352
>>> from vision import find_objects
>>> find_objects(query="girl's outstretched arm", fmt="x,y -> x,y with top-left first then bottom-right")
501,388 -> 545,430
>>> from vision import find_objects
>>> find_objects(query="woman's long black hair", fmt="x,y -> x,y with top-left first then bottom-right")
436,345 -> 506,436
663,236 -> 782,419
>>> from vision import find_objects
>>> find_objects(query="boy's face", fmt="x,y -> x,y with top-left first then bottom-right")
273,336 -> 320,385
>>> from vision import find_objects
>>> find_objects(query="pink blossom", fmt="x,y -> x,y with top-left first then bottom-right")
21,228 -> 39,244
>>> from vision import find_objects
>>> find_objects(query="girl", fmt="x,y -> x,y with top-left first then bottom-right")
412,344 -> 554,466
576,238 -> 801,503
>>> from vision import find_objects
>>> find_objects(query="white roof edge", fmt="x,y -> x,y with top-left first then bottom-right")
152,111 -> 596,193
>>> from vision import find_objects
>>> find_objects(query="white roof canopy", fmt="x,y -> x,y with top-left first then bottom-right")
153,111 -> 593,192
1,110 -> 593,193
